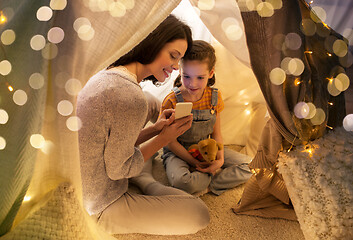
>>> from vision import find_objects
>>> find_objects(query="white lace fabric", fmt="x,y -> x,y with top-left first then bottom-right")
278,128 -> 353,240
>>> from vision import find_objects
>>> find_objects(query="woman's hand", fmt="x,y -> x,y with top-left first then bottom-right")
196,159 -> 223,176
159,114 -> 192,143
153,109 -> 175,132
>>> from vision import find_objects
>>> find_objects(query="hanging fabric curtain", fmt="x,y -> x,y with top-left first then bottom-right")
232,0 -> 346,219
0,0 -> 181,238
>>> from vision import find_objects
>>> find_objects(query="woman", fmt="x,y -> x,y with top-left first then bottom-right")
77,15 -> 210,235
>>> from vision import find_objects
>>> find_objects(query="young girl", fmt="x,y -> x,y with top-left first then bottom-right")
161,40 -> 252,196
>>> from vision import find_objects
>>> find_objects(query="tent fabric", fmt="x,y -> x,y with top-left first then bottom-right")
0,0 -> 182,237
233,0 -> 346,219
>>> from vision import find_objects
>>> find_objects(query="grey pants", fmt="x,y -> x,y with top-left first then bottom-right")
96,181 -> 209,235
164,148 -> 252,195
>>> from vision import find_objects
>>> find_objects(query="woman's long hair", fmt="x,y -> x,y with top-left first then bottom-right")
108,15 -> 192,83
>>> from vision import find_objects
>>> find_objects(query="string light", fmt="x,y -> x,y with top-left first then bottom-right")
23,195 -> 31,202
327,53 -> 332,56
309,1 -> 313,5
326,77 -> 333,83
304,50 -> 313,54
294,78 -> 301,86
326,125 -> 333,130
328,102 -> 333,105
287,136 -> 297,152
0,11 -> 6,24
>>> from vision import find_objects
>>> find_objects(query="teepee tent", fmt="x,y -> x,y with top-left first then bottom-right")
0,0 -> 352,239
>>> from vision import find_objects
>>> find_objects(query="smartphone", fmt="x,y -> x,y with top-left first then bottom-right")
174,102 -> 193,119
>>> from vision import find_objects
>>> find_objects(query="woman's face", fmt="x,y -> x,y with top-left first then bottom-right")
147,39 -> 188,82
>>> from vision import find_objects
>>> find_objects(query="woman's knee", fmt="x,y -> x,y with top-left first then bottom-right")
187,198 -> 210,231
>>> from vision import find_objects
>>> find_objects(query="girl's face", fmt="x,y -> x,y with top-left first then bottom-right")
180,60 -> 214,98
147,39 -> 188,82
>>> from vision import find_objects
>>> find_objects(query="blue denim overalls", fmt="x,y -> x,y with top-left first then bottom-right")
162,87 -> 252,195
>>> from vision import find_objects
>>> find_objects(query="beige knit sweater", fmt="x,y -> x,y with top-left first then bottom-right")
77,68 -> 147,215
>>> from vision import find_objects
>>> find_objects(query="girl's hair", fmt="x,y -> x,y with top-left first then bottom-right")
108,15 -> 192,83
174,40 -> 216,87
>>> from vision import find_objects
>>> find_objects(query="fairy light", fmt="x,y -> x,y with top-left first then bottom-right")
326,125 -> 333,130
0,11 -> 6,24
309,1 -> 313,5
304,50 -> 313,54
327,53 -> 332,57
294,78 -> 301,86
327,77 -> 333,83
302,145 -> 314,157
328,102 -> 333,105
245,110 -> 251,115
287,136 -> 297,152
23,195 -> 31,202
322,22 -> 329,29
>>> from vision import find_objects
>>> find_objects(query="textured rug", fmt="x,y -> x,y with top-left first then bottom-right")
114,147 -> 305,240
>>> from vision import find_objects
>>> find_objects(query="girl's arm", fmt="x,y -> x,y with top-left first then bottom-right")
167,139 -> 201,167
196,113 -> 224,175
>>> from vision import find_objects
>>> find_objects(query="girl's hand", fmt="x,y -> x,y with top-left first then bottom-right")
154,109 -> 175,132
196,159 -> 223,176
159,114 -> 193,143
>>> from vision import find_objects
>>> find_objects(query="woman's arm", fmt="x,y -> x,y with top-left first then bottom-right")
135,109 -> 174,146
139,114 -> 193,161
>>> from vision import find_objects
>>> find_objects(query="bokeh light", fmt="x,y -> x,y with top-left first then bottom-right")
41,140 -> 55,155
310,108 -> 326,125
285,33 -> 302,50
301,19 -> 316,36
1,29 -> 16,45
30,134 -> 45,149
36,6 -> 53,21
339,51 -> 353,68
222,18 -> 243,41
47,27 -> 65,44
77,25 -> 95,41
66,116 -> 82,131
245,0 -> 261,11
0,109 -> 9,124
42,43 -> 58,60
13,90 -> 28,106
29,73 -> 45,89
198,0 -> 215,10
280,57 -> 292,74
65,78 -> 82,96
342,28 -> 353,46
334,73 -> 350,91
30,35 -> 46,51
256,2 -> 274,17
109,2 -> 126,17
0,136 -> 6,150
269,67 -> 286,85
343,114 -> 353,132
288,58 -> 305,76
294,102 -> 309,119
50,0 -> 67,10
267,0 -> 282,9
73,17 -> 91,32
311,6 -> 326,22
333,39 -> 348,57
0,60 -> 12,76
57,100 -> 73,116
327,79 -> 341,96
304,102 -> 317,120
